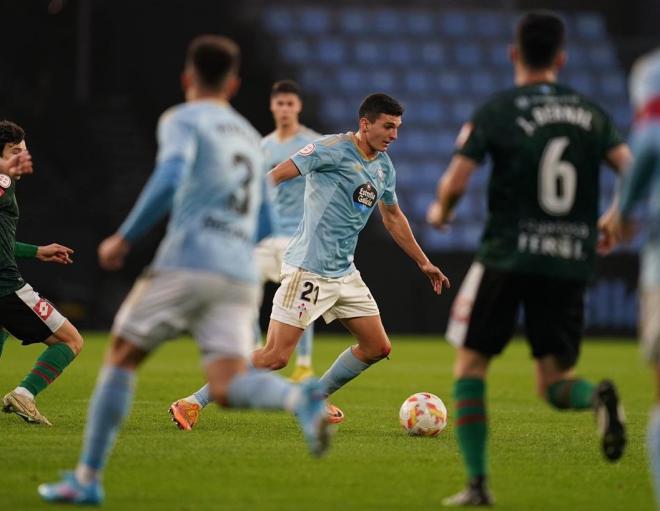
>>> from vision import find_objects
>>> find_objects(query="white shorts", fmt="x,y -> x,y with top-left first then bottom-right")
112,270 -> 259,365
270,264 -> 379,329
255,236 -> 291,284
641,286 -> 660,363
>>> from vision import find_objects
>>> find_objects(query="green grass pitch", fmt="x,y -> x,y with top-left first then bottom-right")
0,334 -> 654,510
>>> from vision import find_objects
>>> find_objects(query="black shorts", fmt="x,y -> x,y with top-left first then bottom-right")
446,262 -> 585,370
0,283 -> 66,345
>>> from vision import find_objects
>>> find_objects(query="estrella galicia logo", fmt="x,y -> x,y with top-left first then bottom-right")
352,183 -> 378,212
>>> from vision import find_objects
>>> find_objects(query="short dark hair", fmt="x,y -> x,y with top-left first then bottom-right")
271,80 -> 301,97
186,35 -> 240,90
358,93 -> 404,122
516,12 -> 566,70
0,120 -> 25,153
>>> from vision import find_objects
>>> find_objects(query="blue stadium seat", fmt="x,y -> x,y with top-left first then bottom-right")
404,71 -> 432,94
452,101 -> 476,124
565,45 -> 587,70
374,9 -> 400,33
405,11 -> 435,36
340,9 -> 368,34
454,43 -> 483,67
299,67 -> 331,93
473,11 -> 510,38
434,69 -> 462,96
299,7 -> 332,34
321,98 -> 352,125
280,38 -> 310,65
487,43 -> 510,66
371,70 -> 396,91
419,42 -> 447,65
574,13 -> 606,40
354,40 -> 382,65
600,75 -> 627,98
262,8 -> 295,34
589,44 -> 617,68
337,68 -> 366,92
316,38 -> 346,65
388,40 -> 414,65
469,70 -> 496,96
567,72 -> 596,96
439,11 -> 471,38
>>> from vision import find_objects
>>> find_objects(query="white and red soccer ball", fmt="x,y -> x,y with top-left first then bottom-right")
399,392 -> 448,436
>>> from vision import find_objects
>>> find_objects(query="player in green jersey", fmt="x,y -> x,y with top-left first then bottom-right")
0,120 -> 82,426
427,13 -> 631,506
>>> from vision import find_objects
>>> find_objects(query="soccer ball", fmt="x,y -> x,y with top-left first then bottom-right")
399,392 -> 448,436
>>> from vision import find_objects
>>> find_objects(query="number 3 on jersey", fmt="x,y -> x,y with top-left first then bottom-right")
538,137 -> 576,216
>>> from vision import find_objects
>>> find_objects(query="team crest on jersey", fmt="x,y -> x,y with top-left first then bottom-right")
375,168 -> 385,183
353,183 -> 378,211
515,96 -> 530,110
0,174 -> 11,189
298,143 -> 316,156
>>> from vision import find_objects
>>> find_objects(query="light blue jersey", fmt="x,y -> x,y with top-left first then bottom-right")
118,100 -> 267,284
284,132 -> 397,278
262,126 -> 320,236
622,49 -> 660,286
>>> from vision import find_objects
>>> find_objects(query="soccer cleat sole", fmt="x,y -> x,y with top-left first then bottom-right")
596,380 -> 626,461
168,405 -> 192,431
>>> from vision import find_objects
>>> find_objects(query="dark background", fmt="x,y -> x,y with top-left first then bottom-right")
0,0 -> 657,334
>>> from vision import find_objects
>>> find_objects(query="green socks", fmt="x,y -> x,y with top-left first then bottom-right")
0,329 -> 8,359
19,343 -> 76,396
454,378 -> 488,479
546,379 -> 595,410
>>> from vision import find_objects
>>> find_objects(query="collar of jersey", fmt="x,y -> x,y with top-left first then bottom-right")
350,132 -> 379,162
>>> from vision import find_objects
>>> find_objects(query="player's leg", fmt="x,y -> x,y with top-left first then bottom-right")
290,323 -> 315,382
0,329 -> 8,359
641,285 -> 660,505
1,284 -> 82,426
196,276 -> 330,456
525,275 -> 626,461
443,263 -> 518,507
39,335 -> 149,505
39,271 -> 190,504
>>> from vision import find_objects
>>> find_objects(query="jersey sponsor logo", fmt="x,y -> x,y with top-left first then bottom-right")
33,299 -> 54,321
297,143 -> 315,156
0,174 -> 11,189
352,183 -> 378,211
455,123 -> 473,149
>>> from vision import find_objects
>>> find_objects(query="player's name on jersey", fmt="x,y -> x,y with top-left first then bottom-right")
516,105 -> 593,136
203,215 -> 250,242
215,122 -> 261,145
518,219 -> 589,260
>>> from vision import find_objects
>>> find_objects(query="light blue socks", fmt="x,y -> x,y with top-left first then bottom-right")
648,405 -> 660,508
319,347 -> 371,396
79,366 -> 135,473
227,370 -> 297,410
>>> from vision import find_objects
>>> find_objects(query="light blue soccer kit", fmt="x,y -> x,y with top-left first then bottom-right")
622,47 -> 660,509
269,132 -> 399,397
40,102 -> 329,501
258,127 -> 319,360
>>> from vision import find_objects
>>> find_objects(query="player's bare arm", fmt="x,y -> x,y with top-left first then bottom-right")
378,201 -> 450,294
427,154 -> 479,229
36,243 -> 74,265
597,143 -> 633,254
98,234 -> 131,271
268,159 -> 301,185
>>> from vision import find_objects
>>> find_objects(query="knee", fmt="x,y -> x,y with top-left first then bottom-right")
362,339 -> 391,362
61,329 -> 84,356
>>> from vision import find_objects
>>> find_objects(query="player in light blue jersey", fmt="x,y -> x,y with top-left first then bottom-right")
609,47 -> 660,507
252,93 -> 450,420
39,36 -> 330,507
168,80 -> 330,430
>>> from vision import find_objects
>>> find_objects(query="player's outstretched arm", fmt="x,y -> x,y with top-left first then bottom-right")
427,155 -> 478,229
268,159 -> 301,185
36,243 -> 74,264
378,202 -> 450,295
0,151 -> 33,179
598,143 -> 634,254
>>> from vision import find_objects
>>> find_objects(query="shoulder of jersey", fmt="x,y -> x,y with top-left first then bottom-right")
316,133 -> 349,147
158,103 -> 187,125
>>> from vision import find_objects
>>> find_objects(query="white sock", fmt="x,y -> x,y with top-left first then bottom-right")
186,394 -> 202,406
75,463 -> 99,485
14,386 -> 34,400
296,355 -> 312,367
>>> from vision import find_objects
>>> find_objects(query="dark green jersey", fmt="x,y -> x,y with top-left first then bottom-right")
457,82 -> 624,281
0,175 -> 24,296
